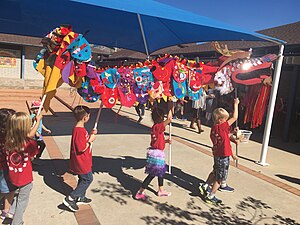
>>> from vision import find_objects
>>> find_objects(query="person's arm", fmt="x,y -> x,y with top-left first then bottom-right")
28,114 -> 42,138
81,129 -> 97,153
163,101 -> 174,127
42,124 -> 51,134
227,98 -> 239,126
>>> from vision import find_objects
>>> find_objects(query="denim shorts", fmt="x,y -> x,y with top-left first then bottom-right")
213,156 -> 230,181
0,170 -> 9,193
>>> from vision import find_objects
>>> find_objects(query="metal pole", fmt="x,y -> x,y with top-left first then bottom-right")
21,47 -> 25,79
137,14 -> 150,57
257,44 -> 285,166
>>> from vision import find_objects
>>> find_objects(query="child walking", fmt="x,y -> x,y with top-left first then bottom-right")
199,98 -> 239,204
63,105 -> 97,212
30,100 -> 51,159
4,112 -> 41,225
135,104 -> 172,200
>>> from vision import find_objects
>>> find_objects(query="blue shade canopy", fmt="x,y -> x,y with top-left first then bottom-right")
0,0 -> 285,54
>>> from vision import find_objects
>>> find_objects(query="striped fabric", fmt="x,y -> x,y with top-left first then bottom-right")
145,148 -> 166,177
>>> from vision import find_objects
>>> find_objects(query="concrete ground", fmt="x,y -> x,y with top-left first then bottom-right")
0,88 -> 299,225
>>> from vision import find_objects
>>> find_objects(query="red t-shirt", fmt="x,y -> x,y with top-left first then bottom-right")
210,121 -> 233,157
150,122 -> 166,150
5,139 -> 38,187
70,127 -> 92,174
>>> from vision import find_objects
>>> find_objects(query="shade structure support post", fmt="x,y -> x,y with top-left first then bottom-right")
257,44 -> 285,166
137,14 -> 149,57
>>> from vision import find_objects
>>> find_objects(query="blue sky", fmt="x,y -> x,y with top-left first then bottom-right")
156,0 -> 300,31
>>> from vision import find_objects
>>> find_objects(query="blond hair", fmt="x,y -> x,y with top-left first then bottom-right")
212,108 -> 229,124
5,112 -> 32,151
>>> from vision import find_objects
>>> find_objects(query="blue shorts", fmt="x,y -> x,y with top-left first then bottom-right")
213,156 -> 230,181
0,170 -> 9,193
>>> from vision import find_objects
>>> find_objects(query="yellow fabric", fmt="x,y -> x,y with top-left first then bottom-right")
37,58 -> 63,111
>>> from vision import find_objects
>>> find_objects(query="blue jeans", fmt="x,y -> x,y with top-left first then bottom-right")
70,171 -> 93,199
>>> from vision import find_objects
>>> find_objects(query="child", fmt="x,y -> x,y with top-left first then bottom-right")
4,112 -> 41,225
199,98 -> 239,204
135,102 -> 145,123
30,100 -> 51,159
0,108 -> 15,220
135,104 -> 172,200
174,98 -> 187,120
190,89 -> 206,134
63,105 -> 97,212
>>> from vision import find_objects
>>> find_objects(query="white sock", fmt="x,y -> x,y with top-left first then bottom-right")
208,193 -> 215,199
221,181 -> 227,188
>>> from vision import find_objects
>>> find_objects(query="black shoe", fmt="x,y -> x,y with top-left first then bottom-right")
137,117 -> 143,123
77,196 -> 92,205
63,196 -> 79,211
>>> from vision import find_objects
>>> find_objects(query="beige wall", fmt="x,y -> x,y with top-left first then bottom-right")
0,48 -> 21,79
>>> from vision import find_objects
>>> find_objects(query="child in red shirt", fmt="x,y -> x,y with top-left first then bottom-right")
199,98 -> 239,205
63,105 -> 97,212
135,104 -> 172,200
4,112 -> 41,225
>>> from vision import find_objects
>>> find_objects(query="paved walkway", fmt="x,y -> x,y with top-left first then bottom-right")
0,88 -> 299,225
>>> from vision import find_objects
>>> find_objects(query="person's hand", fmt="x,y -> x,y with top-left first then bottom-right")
233,127 -> 239,135
89,134 -> 96,142
232,154 -> 238,161
234,98 -> 240,105
91,128 -> 97,135
36,114 -> 42,121
46,129 -> 51,134
165,139 -> 172,144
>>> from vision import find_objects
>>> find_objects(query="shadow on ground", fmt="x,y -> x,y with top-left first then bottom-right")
276,174 -> 300,185
42,108 -> 150,137
33,155 -> 299,224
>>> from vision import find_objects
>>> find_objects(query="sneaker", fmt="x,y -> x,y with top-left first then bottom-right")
77,196 -> 92,205
0,211 -> 6,220
172,116 -> 177,120
135,192 -> 147,200
137,117 -> 143,123
218,185 -> 234,192
157,190 -> 171,197
5,212 -> 13,219
199,184 -> 209,197
181,117 -> 187,121
63,196 -> 79,212
205,195 -> 222,205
